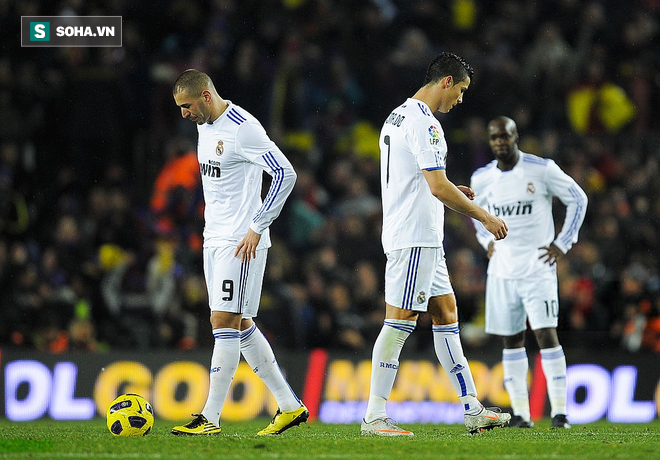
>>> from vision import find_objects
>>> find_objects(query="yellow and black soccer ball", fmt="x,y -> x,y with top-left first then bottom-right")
106,393 -> 154,436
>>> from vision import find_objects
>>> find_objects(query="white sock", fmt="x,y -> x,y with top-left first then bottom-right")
432,323 -> 480,414
541,345 -> 567,417
502,347 -> 531,421
240,323 -> 301,412
201,328 -> 240,426
364,319 -> 415,423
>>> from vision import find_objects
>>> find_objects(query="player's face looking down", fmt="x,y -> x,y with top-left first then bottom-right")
488,121 -> 519,166
438,76 -> 470,113
174,89 -> 212,125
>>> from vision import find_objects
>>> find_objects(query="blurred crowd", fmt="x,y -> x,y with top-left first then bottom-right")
1,0 -> 660,354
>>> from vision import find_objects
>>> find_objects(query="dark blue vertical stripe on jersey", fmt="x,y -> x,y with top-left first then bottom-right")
402,248 -> 420,309
561,185 -> 585,246
253,153 -> 283,221
254,152 -> 284,222
264,152 -> 285,211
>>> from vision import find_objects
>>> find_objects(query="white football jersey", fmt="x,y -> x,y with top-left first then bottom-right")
380,98 -> 448,253
196,101 -> 296,249
470,151 -> 587,279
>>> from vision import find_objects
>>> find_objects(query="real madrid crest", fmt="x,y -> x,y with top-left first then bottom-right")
527,182 -> 535,194
417,291 -> 426,304
216,140 -> 224,156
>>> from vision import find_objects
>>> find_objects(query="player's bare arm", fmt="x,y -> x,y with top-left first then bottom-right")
538,243 -> 564,266
423,169 -> 508,240
235,228 -> 261,263
456,185 -> 475,200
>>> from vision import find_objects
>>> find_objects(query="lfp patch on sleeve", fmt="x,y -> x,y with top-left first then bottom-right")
428,125 -> 441,146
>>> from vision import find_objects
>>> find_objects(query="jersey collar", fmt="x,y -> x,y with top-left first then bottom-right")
210,100 -> 233,125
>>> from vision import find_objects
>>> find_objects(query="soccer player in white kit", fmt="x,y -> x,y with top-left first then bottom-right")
170,69 -> 308,436
361,53 -> 511,436
470,116 -> 588,429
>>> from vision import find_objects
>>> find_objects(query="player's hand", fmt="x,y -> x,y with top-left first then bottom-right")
235,228 -> 261,263
483,214 -> 508,240
538,243 -> 564,266
457,185 -> 475,200
487,240 -> 495,259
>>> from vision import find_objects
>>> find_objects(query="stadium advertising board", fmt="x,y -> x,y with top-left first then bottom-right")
1,349 -> 658,424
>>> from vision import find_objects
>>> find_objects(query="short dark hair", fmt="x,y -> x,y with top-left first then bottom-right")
173,69 -> 212,96
423,52 -> 474,86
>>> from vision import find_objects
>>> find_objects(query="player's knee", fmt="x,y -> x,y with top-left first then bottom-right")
535,327 -> 560,348
503,333 -> 525,349
385,304 -> 419,321
430,305 -> 458,324
427,294 -> 458,324
431,310 -> 458,326
209,311 -> 242,330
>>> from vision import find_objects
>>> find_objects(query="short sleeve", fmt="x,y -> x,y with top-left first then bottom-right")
410,118 -> 447,171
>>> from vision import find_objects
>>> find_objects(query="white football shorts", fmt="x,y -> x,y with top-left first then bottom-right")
384,247 -> 454,311
484,276 -> 559,336
202,246 -> 267,318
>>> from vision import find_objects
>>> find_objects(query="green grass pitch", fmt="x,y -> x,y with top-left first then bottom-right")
1,418 -> 659,459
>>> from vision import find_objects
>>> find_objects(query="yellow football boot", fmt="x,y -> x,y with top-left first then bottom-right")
171,414 -> 222,435
257,405 -> 309,435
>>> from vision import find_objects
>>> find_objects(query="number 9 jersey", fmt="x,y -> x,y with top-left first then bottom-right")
196,101 -> 297,250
